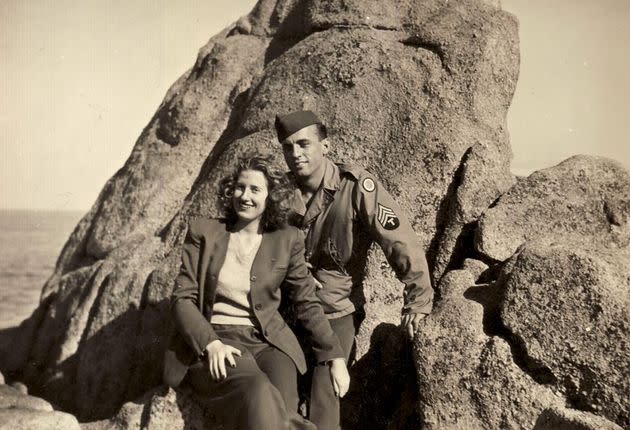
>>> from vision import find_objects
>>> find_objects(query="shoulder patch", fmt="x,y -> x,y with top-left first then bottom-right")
362,177 -> 376,192
377,204 -> 400,230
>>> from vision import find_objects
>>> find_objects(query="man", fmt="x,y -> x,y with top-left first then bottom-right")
274,110 -> 434,430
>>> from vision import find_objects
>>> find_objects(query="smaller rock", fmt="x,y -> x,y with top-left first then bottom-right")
0,370 -> 4,385
461,258 -> 489,281
235,16 -> 252,35
81,385 -> 214,430
534,406 -> 624,430
11,382 -> 27,395
0,408 -> 80,430
475,155 -> 630,261
0,384 -> 52,411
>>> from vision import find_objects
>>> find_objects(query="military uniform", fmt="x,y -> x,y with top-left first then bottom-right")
287,157 -> 434,430
288,157 -> 433,318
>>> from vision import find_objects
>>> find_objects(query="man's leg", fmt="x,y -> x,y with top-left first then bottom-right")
308,313 -> 356,430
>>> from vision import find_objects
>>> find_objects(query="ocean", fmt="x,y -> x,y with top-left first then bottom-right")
0,209 -> 84,329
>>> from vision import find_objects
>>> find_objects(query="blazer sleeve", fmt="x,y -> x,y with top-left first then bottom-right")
284,228 -> 344,363
353,172 -> 434,315
171,220 -> 218,357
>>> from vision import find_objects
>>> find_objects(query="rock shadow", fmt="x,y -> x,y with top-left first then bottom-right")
8,294 -> 173,422
341,323 -> 421,430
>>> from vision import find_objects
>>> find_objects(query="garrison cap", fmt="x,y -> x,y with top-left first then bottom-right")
275,110 -> 322,141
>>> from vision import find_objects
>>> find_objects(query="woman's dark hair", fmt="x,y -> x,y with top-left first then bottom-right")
218,153 -> 292,231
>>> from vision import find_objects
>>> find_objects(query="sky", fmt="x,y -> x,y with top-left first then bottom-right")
1,0 -> 629,210
503,0 -> 630,175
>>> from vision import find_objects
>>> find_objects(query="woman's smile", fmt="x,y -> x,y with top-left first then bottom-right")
236,201 -> 255,211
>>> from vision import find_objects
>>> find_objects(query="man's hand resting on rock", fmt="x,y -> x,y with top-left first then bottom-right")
402,312 -> 426,339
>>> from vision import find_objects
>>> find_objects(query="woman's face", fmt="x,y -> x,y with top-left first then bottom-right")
232,169 -> 269,223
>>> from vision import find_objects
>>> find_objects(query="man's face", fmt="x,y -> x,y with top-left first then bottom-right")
280,124 -> 328,179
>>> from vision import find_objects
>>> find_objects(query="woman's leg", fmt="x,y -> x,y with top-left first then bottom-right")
186,326 -> 314,430
255,345 -> 299,412
187,349 -> 292,430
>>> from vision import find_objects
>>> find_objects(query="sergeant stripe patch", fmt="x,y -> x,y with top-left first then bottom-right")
377,203 -> 400,230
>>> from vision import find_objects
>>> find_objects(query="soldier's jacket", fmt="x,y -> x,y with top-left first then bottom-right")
287,158 -> 434,318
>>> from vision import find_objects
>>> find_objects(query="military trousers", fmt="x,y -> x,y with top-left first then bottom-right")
308,313 -> 358,430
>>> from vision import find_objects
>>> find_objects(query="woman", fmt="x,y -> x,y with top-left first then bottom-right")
164,154 -> 350,430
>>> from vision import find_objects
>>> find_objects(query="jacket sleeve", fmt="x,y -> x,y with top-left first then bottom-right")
284,228 -> 344,363
171,220 -> 218,357
352,173 -> 434,315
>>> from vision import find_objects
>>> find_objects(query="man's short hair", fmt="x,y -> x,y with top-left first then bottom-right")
275,110 -> 327,142
314,123 -> 327,141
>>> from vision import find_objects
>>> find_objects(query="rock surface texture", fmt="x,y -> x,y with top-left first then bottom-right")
533,406 -> 625,430
80,386 -> 212,430
0,1 -> 628,430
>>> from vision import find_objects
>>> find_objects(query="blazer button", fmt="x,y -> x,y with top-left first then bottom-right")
254,303 -> 262,310
250,275 -> 257,281
264,330 -> 269,337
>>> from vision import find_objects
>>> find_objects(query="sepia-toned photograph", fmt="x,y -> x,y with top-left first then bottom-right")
1,1 -> 628,429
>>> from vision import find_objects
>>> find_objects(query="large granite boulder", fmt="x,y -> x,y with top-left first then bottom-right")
0,0 -> 519,426
413,155 -> 629,429
473,155 -> 630,427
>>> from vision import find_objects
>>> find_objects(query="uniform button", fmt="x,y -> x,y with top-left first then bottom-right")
254,303 -> 262,310
264,330 -> 269,336
250,275 -> 257,281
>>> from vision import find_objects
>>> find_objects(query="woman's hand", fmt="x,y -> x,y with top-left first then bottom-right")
328,358 -> 350,398
205,340 -> 242,381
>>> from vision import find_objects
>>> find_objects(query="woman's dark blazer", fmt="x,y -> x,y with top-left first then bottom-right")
163,218 -> 343,388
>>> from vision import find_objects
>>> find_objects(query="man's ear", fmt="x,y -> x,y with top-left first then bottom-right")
321,138 -> 330,154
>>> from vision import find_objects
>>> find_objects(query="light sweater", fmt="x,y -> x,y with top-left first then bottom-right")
210,232 -> 262,326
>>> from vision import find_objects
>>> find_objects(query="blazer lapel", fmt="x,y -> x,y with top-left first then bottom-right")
204,223 -> 230,308
251,231 -> 273,285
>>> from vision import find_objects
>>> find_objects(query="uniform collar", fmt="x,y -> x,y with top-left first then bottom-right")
287,158 -> 340,223
320,158 -> 341,193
